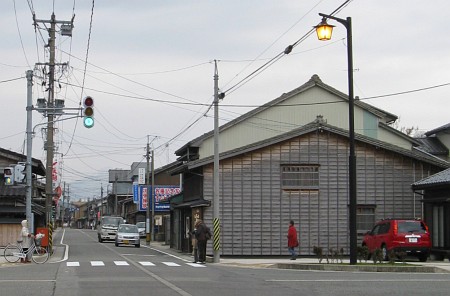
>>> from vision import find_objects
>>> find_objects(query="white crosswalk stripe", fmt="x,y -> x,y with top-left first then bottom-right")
186,263 -> 206,268
162,262 -> 181,267
65,261 -> 202,268
139,262 -> 156,266
67,262 -> 80,266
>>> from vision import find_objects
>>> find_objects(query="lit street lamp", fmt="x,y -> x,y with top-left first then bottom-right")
315,13 -> 357,265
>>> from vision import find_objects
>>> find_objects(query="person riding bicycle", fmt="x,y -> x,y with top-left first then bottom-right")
20,219 -> 34,263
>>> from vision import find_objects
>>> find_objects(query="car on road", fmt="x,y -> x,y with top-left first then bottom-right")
115,224 -> 141,248
136,222 -> 146,238
98,216 -> 125,242
362,218 -> 431,262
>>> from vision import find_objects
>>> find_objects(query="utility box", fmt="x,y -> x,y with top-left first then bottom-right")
36,227 -> 49,247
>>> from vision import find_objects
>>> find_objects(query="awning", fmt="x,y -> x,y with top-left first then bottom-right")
172,199 -> 211,209
421,197 -> 450,203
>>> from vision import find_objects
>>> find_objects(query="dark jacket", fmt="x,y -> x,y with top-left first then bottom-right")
195,221 -> 211,242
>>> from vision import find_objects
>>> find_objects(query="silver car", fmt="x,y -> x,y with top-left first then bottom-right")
115,224 -> 140,248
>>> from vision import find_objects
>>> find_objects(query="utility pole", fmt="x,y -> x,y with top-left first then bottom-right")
146,136 -> 151,245
62,182 -> 66,225
33,13 -> 73,226
213,60 -> 220,263
151,149 -> 155,242
100,184 -> 103,218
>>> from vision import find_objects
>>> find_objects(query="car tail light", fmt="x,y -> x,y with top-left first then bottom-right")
423,222 -> 429,233
393,221 -> 398,235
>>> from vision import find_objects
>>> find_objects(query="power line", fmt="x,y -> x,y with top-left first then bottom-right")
0,76 -> 24,84
61,49 -> 201,105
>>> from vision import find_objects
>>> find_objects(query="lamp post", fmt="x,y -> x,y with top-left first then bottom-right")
315,13 -> 357,265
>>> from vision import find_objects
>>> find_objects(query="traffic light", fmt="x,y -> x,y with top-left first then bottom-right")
14,163 -> 26,184
3,167 -> 14,185
83,96 -> 94,128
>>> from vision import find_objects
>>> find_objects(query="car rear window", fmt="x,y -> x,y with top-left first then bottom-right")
119,225 -> 138,233
398,221 -> 426,234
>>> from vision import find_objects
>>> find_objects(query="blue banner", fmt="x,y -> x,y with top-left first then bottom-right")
133,182 -> 139,203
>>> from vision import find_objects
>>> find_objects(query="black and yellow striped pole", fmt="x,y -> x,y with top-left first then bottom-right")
48,221 -> 53,254
213,218 -> 220,252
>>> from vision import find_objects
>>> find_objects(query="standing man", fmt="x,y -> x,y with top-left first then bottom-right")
287,220 -> 299,260
194,219 -> 212,264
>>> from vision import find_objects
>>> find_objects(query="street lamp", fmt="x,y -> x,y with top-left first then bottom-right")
315,13 -> 357,265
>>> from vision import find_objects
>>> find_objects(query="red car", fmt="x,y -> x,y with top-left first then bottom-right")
362,219 -> 431,262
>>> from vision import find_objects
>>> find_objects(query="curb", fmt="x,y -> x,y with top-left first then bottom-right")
273,263 -> 448,273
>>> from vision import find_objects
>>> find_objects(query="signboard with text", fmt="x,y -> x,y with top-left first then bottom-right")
138,168 -> 145,184
139,186 -> 180,212
133,182 -> 139,203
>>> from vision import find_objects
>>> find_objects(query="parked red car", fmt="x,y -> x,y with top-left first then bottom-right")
362,219 -> 431,262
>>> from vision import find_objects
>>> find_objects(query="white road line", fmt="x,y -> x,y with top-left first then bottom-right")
186,263 -> 206,268
114,261 -> 129,266
66,262 -> 80,267
162,262 -> 181,267
91,261 -> 105,266
139,262 -> 156,266
266,279 -> 450,282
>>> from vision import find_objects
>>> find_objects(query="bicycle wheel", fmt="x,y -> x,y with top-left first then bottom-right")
31,246 -> 49,264
4,244 -> 21,263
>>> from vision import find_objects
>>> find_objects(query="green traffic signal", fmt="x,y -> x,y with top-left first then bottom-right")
84,116 -> 94,128
5,176 -> 12,185
83,96 -> 94,128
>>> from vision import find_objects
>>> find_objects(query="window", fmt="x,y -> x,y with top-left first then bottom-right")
356,206 -> 375,231
281,165 -> 319,191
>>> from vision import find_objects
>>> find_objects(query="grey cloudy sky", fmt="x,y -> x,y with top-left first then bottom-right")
1,0 -> 449,200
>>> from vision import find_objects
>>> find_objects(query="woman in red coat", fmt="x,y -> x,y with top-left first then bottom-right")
287,220 -> 299,260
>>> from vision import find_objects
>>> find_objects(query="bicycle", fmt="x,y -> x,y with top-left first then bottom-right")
3,233 -> 49,264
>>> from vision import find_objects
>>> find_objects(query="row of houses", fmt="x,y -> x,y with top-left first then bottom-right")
1,74 -> 449,259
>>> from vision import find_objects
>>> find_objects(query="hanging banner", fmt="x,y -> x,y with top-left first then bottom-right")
139,185 -> 180,212
133,182 -> 139,203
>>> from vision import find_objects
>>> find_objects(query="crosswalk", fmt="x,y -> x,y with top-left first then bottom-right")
65,260 -> 206,268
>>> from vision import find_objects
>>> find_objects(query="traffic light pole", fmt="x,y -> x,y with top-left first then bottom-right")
26,70 -> 33,232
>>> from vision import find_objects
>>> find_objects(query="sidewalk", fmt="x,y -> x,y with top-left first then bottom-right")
2,233 -> 450,273
147,240 -> 450,273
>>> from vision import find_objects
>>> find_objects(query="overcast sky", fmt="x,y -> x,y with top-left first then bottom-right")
1,0 -> 449,200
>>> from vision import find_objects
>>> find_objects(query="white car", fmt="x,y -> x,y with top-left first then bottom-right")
136,222 -> 146,238
115,224 -> 140,248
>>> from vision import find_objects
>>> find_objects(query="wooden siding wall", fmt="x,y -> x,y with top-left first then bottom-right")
0,224 -> 21,247
202,130 -> 440,256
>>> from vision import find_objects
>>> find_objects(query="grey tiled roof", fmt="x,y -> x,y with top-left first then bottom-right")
412,168 -> 450,189
425,123 -> 450,137
415,137 -> 449,155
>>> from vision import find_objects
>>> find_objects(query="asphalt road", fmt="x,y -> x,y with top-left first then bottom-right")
1,228 -> 450,296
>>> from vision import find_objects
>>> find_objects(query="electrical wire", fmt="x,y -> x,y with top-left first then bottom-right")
12,0 -> 31,69
221,0 -> 325,91
62,0 -> 93,157
61,49 -> 201,105
0,76 -> 24,84
222,0 -> 352,96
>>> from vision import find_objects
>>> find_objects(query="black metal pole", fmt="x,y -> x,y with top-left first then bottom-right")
319,14 -> 357,265
345,17 -> 357,266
